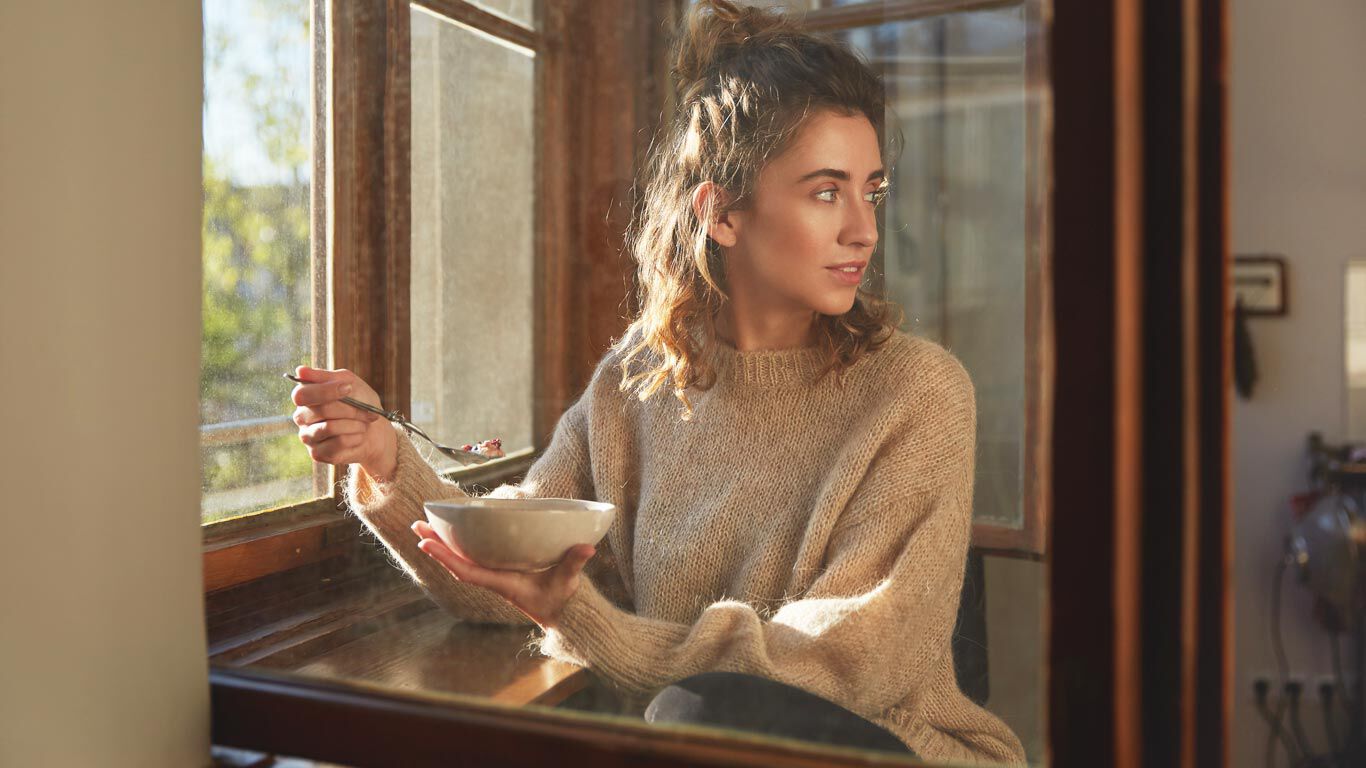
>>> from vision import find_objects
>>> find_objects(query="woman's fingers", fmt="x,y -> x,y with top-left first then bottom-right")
415,531 -> 518,593
411,522 -> 533,594
305,432 -> 366,464
299,418 -> 369,445
292,378 -> 354,408
294,365 -> 353,383
293,402 -> 380,426
289,367 -> 388,468
560,545 -> 598,576
412,521 -> 480,564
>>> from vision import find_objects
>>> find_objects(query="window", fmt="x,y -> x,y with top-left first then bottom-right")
200,0 -> 323,524
409,4 -> 538,471
200,0 -> 563,590
822,3 -> 1048,553
694,0 -> 1050,553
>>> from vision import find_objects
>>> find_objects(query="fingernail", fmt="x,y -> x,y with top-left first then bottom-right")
340,383 -> 353,395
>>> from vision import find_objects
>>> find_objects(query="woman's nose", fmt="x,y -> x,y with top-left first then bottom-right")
840,200 -> 879,250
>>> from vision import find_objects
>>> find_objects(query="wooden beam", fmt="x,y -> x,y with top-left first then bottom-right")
412,0 -> 541,53
1195,1 -> 1231,766
331,0 -> 411,418
1047,0 -> 1143,765
1049,0 -> 1229,766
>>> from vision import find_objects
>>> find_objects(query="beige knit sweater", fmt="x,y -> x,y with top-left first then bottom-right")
345,330 -> 1026,765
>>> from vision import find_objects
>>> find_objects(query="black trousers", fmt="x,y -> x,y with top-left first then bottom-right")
644,671 -> 916,756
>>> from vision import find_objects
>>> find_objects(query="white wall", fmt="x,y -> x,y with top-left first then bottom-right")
0,3 -> 209,766
1230,1 -> 1366,766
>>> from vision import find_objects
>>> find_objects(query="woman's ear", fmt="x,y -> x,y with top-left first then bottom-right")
691,181 -> 739,248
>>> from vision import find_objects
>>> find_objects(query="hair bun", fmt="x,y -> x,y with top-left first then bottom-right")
672,0 -> 793,96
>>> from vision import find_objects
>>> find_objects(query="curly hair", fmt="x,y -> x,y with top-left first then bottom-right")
614,0 -> 905,420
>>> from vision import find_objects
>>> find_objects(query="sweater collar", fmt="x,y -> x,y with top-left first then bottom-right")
712,337 -> 826,386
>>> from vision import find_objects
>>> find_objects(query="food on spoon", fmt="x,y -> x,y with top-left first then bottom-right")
460,438 -> 505,458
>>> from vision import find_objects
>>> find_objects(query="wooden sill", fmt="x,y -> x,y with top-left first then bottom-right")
437,446 -> 537,488
972,520 -> 1047,559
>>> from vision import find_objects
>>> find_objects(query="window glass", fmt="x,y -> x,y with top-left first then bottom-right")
409,4 -> 536,471
832,7 -> 1036,528
201,0 -> 318,523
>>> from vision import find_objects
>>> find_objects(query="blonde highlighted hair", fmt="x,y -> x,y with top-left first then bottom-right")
615,0 -> 905,419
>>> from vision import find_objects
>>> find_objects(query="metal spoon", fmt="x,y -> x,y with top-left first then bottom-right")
284,373 -> 490,465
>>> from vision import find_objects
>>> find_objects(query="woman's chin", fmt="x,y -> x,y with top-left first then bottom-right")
815,295 -> 859,317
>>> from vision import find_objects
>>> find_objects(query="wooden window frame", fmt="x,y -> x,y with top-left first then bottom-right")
209,1 -> 1234,766
201,0 -> 559,592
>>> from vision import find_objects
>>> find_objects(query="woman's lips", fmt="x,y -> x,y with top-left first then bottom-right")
826,265 -> 865,286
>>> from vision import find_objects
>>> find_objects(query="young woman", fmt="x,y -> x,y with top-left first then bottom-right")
290,1 -> 1025,763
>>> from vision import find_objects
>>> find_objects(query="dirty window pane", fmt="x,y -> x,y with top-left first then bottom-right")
200,0 -> 319,523
409,5 -> 536,471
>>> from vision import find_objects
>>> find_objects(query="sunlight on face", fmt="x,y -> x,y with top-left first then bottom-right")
725,110 -> 886,321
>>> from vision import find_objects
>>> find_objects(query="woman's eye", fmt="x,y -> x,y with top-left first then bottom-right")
816,186 -> 890,205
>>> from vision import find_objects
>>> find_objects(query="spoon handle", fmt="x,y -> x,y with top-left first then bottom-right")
283,372 -> 488,465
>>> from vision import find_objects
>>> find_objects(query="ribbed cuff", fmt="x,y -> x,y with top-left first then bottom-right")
535,574 -> 620,669
345,423 -> 461,515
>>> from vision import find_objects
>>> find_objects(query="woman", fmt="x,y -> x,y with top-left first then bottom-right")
290,1 -> 1025,763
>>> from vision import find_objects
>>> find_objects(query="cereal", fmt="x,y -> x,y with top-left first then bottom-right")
461,438 -> 505,459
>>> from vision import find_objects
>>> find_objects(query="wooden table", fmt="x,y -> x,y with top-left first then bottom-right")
209,562 -> 590,708
289,608 -> 589,707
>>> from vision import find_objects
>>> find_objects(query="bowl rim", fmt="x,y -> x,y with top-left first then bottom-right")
422,496 -> 615,514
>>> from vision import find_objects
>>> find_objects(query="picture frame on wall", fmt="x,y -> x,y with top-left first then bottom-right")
1233,254 -> 1288,316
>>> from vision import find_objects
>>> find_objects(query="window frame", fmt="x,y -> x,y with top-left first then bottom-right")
200,0 -> 558,590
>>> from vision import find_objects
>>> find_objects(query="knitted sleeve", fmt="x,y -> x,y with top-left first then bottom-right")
532,359 -> 1013,758
344,372 -> 629,625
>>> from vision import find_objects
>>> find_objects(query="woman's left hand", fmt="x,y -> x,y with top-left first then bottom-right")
410,520 -> 596,630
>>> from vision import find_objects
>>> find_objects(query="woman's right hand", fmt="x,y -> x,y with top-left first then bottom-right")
290,366 -> 399,482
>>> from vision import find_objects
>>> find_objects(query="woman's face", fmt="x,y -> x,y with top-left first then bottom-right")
719,110 -> 886,321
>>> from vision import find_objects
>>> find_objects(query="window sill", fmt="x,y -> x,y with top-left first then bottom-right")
438,445 -> 538,488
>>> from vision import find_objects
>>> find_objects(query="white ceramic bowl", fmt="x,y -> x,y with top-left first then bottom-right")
422,497 -> 616,572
